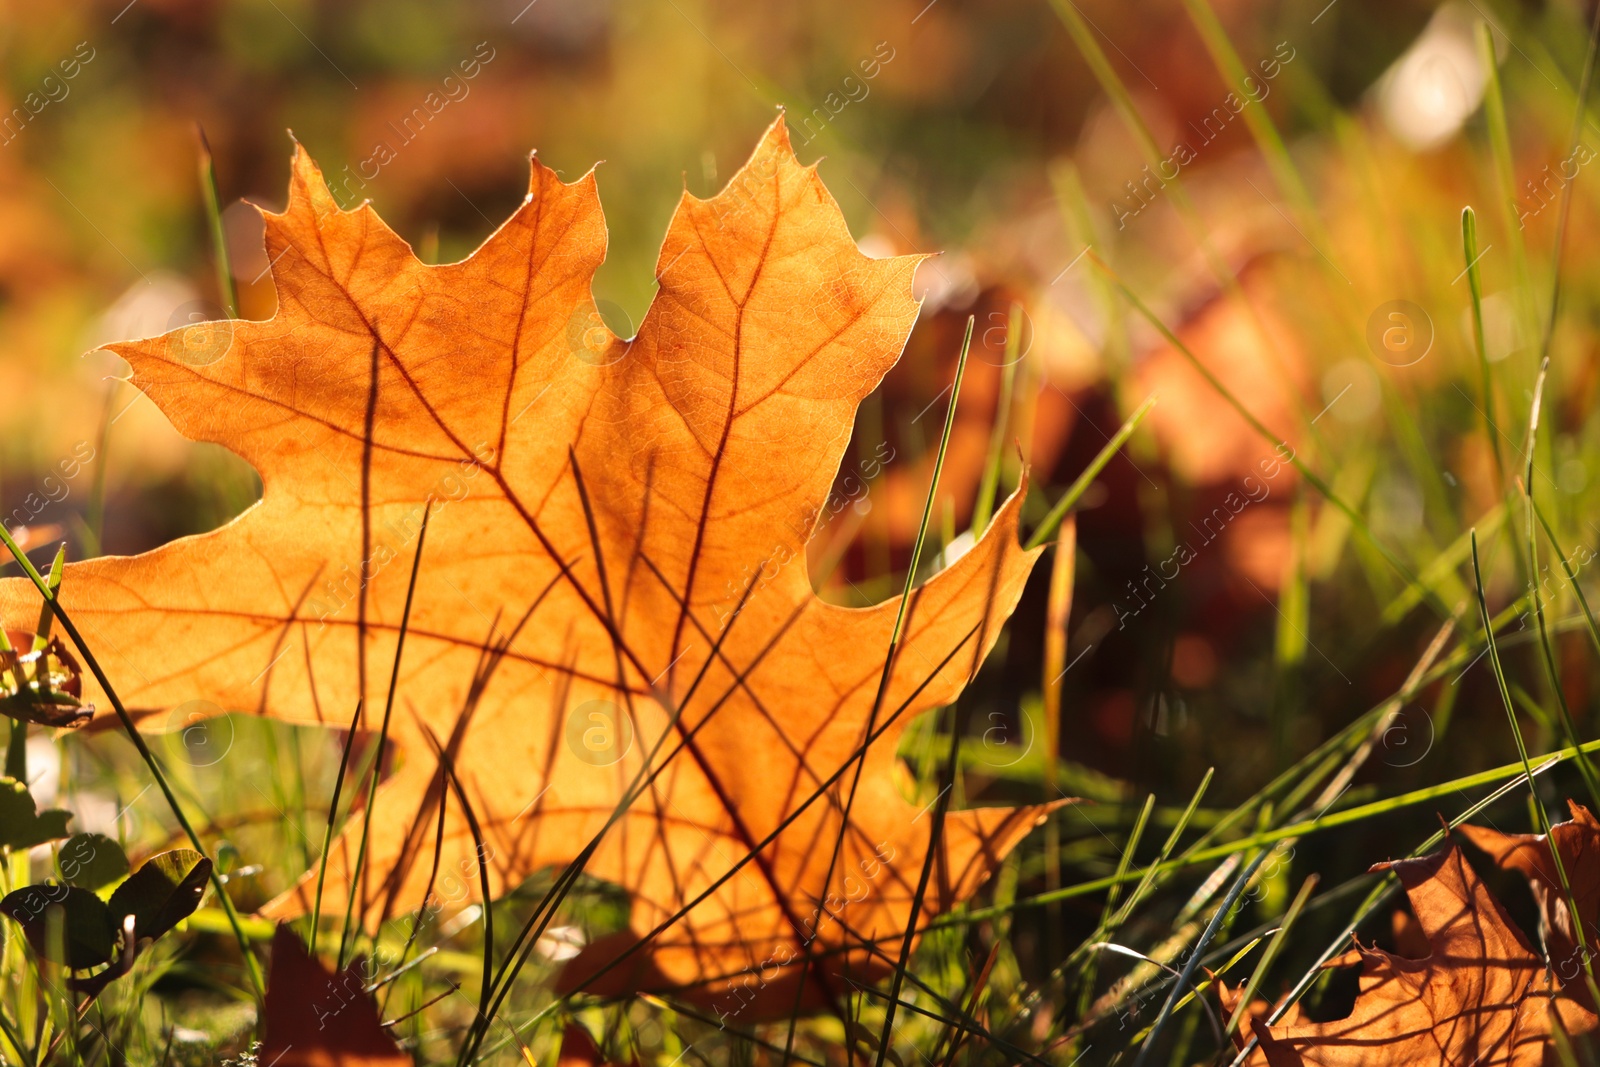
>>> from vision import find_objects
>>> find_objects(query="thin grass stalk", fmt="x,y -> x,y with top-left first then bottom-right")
872,543 -> 1010,1067
418,726 -> 494,1026
1463,207 -> 1506,491
463,549 -> 791,1062
1224,874 -> 1318,1037
971,302 -> 1022,536
309,698 -> 363,957
1520,375 -> 1600,810
1476,21 -> 1533,328
871,697 -> 963,1067
1096,256 -> 1440,613
950,733 -> 1600,922
1045,0 -> 1268,313
1538,0 -> 1600,362
3,546 -> 66,785
378,761 -> 449,1019
337,503 -> 432,969
785,315 -> 976,1057
1025,396 -> 1156,550
933,944 -> 998,1067
1146,861 -> 1268,1067
1470,529 -> 1600,1005
195,125 -> 238,319
1532,497 -> 1600,659
1041,515 -> 1076,958
1070,792 -> 1154,1038
1178,0 -> 1319,226
1040,774 -> 1214,1058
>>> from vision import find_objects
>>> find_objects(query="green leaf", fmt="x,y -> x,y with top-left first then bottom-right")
108,849 -> 211,943
0,882 -> 114,968
58,833 -> 129,891
0,776 -> 73,850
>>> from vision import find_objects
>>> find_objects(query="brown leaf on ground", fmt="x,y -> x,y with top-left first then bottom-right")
557,1024 -> 637,1067
1231,842 -> 1597,1065
0,118 -> 1056,1013
260,925 -> 407,1067
1135,258 -> 1309,490
1462,801 -> 1600,999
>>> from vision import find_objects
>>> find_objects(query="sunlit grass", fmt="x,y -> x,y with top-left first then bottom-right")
8,0 -> 1600,1061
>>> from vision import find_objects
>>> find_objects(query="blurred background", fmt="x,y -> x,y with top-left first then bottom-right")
7,0 -> 1600,1058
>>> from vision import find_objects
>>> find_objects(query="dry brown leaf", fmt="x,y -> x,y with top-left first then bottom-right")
260,925 -> 408,1067
1235,842 -> 1597,1065
557,1024 -> 636,1067
0,629 -> 92,729
1461,801 -> 1600,998
0,118 -> 1053,1011
1135,259 -> 1309,489
1214,981 -> 1314,1053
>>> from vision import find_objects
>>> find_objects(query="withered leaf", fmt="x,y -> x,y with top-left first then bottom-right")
0,119 -> 1054,1009
557,1024 -> 637,1067
1461,801 -> 1600,999
261,925 -> 408,1067
0,631 -> 91,729
1236,842 -> 1597,1065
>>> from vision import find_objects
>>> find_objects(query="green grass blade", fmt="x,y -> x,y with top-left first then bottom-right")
1538,0 -> 1600,362
1471,528 -> 1600,1004
1463,206 -> 1506,490
1477,20 -> 1534,325
1224,874 -> 1318,1037
1096,255 -> 1440,614
1025,394 -> 1156,550
30,545 -> 64,653
1532,496 -> 1600,659
337,502 -> 432,969
852,316 -> 976,1067
196,125 -> 238,320
1178,0 -> 1319,227
309,697 -> 363,957
971,303 -> 1021,537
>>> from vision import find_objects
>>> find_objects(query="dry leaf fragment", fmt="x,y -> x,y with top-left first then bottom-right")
0,118 -> 1056,1010
1235,842 -> 1597,1065
557,1024 -> 637,1067
1461,801 -> 1600,997
261,925 -> 408,1067
0,629 -> 92,729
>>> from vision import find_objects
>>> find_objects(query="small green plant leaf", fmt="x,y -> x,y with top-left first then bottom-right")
0,776 -> 73,850
109,849 -> 211,943
58,832 -> 130,891
0,882 -> 115,968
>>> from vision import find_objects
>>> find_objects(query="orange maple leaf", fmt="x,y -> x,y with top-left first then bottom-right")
0,118 -> 1054,1010
1231,841 -> 1597,1065
1461,801 -> 1600,1000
